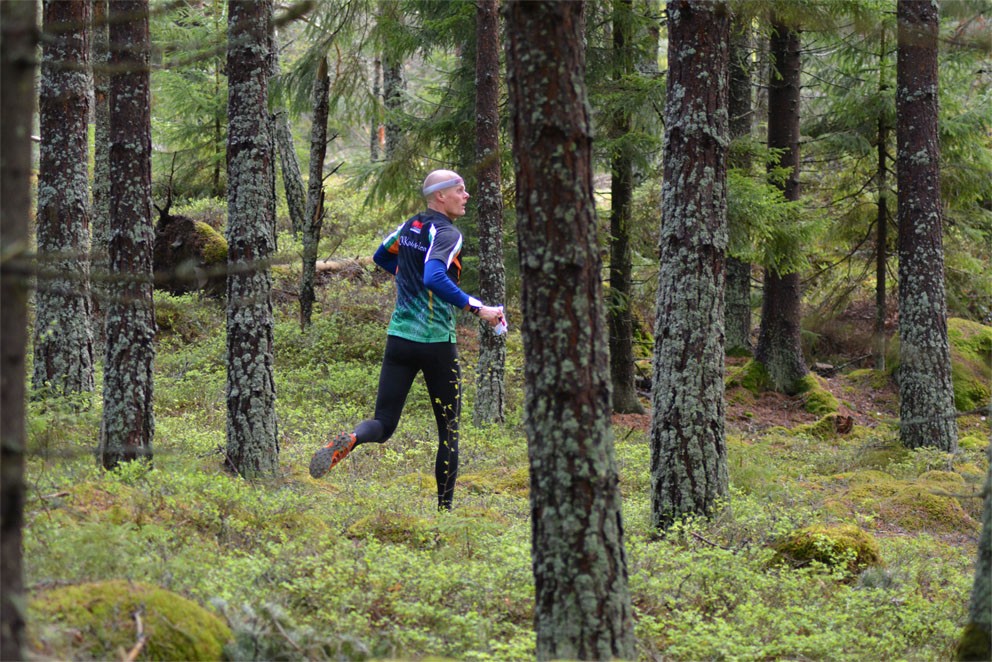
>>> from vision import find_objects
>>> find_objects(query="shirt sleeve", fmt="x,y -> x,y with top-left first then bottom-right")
373,243 -> 397,274
423,259 -> 470,309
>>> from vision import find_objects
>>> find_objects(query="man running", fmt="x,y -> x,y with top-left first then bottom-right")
309,169 -> 504,510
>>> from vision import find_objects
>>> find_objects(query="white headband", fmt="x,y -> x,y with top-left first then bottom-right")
422,177 -> 463,196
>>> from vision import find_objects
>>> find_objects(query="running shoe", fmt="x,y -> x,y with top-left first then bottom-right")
309,432 -> 357,479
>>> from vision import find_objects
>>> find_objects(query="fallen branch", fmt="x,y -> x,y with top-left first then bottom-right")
314,257 -> 373,273
123,610 -> 148,662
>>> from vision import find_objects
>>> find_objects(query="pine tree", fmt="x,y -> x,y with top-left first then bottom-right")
300,56 -> 330,330
100,0 -> 156,469
504,1 -> 635,658
91,0 -> 111,344
225,0 -> 279,476
650,0 -> 731,530
33,0 -> 95,398
1,2 -> 37,656
607,0 -> 647,415
895,0 -> 957,452
958,446 -> 991,660
472,0 -> 507,426
754,13 -> 809,394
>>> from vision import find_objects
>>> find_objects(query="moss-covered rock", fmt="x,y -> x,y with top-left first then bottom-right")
346,511 -> 434,548
795,413 -> 854,439
773,524 -> 882,575
458,466 -> 530,497
29,580 -> 230,661
878,484 -> 978,534
795,374 -> 840,415
153,212 -> 228,296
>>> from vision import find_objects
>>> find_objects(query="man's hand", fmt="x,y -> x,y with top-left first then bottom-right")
477,305 -> 504,328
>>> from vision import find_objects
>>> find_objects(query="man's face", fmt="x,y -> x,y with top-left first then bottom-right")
438,183 -> 470,218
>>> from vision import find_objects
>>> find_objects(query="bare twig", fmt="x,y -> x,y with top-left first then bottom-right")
122,609 -> 148,662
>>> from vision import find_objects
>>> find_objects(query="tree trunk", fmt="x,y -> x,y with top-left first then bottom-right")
473,0 -> 507,426
608,0 -> 645,415
91,0 -> 111,349
225,0 -> 278,476
1,2 -> 36,657
874,113 -> 889,371
34,0 -> 95,397
650,0 -> 730,531
382,2 -> 404,164
958,446 -> 992,660
370,56 -> 381,162
895,0 -> 957,451
274,110 -> 306,237
504,2 -> 635,658
100,0 -> 155,469
755,16 -> 808,394
725,19 -> 753,355
300,56 -> 330,330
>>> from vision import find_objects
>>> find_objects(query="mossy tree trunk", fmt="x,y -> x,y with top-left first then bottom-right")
608,0 -> 645,416
91,0 -> 111,349
381,1 -> 405,162
874,27 -> 892,372
370,56 -> 382,162
225,0 -> 278,477
958,445 -> 991,660
1,1 -> 37,656
473,0 -> 507,426
33,0 -> 95,398
650,0 -> 730,531
100,0 -> 155,469
895,0 -> 957,452
755,16 -> 808,395
725,19 -> 753,356
504,2 -> 636,658
300,56 -> 329,330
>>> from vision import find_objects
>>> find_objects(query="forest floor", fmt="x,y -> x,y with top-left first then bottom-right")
20,257 -> 991,662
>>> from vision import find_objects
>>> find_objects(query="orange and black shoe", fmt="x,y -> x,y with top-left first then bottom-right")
309,432 -> 357,479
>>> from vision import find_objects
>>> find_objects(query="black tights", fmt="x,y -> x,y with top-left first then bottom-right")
352,335 -> 460,509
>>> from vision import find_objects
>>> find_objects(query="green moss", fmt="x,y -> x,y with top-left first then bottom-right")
795,413 -> 847,440
458,466 -> 530,497
193,221 -> 227,265
773,524 -> 882,575
959,434 -> 990,451
29,580 -> 230,661
878,485 -> 978,534
346,511 -> 434,548
846,368 -> 892,391
795,375 -> 840,415
918,470 -> 965,486
726,359 -> 772,395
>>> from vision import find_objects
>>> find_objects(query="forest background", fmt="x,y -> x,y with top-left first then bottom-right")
2,0 -> 991,660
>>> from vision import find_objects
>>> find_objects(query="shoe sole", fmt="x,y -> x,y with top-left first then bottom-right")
309,433 -> 355,479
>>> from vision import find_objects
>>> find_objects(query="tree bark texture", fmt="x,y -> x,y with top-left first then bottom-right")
91,0 -> 111,346
34,0 -> 95,397
725,20 -> 753,355
1,2 -> 36,657
225,0 -> 279,476
651,0 -> 730,531
274,113 -> 306,237
504,2 -> 636,659
874,113 -> 889,371
755,17 -> 808,394
958,445 -> 991,660
608,0 -> 645,415
370,56 -> 382,162
300,56 -> 330,330
473,0 -> 507,426
895,0 -> 957,451
100,0 -> 155,469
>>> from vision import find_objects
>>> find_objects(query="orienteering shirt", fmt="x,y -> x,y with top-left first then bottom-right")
378,210 -> 464,343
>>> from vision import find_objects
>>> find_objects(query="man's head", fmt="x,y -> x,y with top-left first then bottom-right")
423,169 -> 469,219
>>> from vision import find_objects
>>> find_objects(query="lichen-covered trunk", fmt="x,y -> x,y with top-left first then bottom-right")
300,56 -> 330,330
895,0 -> 957,452
504,2 -> 635,659
225,0 -> 278,476
650,0 -> 730,531
472,0 -> 506,426
755,17 -> 807,394
608,0 -> 645,416
370,56 -> 382,162
383,46 -> 404,160
958,445 -> 991,660
91,0 -> 111,347
100,0 -> 155,468
725,20 -> 753,355
33,0 -> 95,397
1,2 -> 36,656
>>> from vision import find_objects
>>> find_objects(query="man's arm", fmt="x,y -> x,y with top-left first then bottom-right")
373,243 -> 398,275
424,260 -> 504,326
